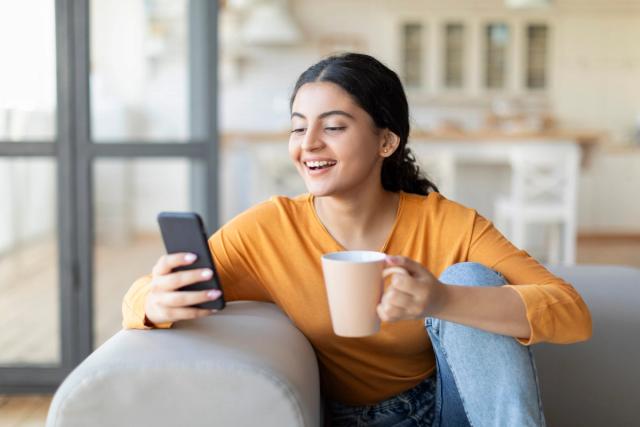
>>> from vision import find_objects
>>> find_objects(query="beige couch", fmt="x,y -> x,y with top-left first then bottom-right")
46,265 -> 640,427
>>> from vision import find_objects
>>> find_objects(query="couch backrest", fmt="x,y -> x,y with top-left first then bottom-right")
535,265 -> 640,427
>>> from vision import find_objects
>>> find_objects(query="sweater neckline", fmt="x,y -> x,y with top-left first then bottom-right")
306,191 -> 406,253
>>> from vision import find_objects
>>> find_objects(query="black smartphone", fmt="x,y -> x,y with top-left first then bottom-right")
157,211 -> 225,310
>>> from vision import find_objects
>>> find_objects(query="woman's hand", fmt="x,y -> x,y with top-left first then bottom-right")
376,255 -> 446,323
144,252 -> 222,325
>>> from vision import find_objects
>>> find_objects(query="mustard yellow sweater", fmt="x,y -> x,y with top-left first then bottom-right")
122,191 -> 592,405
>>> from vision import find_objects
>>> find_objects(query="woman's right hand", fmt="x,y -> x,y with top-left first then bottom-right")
144,252 -> 222,325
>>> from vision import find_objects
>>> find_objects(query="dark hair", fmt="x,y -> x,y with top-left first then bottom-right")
289,52 -> 438,196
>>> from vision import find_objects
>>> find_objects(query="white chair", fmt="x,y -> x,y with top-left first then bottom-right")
494,142 -> 580,265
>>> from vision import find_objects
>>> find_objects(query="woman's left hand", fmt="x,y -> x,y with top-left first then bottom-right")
377,255 -> 446,322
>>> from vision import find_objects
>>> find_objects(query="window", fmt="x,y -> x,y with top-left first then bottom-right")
0,1 -> 60,370
402,23 -> 423,87
93,158 -> 200,348
0,157 -> 59,365
485,23 -> 509,89
90,0 -> 190,142
0,0 -> 56,141
443,23 -> 465,89
0,0 -> 219,393
526,24 -> 548,89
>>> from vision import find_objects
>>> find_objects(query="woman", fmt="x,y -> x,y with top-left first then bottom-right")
123,53 -> 592,426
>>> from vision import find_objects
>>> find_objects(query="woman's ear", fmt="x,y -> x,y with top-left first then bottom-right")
379,130 -> 401,157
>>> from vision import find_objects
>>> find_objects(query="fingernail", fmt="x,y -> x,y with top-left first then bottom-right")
185,253 -> 197,262
207,290 -> 221,299
201,269 -> 213,278
209,309 -> 218,314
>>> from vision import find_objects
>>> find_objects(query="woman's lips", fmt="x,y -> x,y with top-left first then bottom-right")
304,162 -> 336,176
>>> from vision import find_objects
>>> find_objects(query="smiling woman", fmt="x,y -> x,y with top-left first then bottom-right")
122,52 -> 591,427
288,54 -> 438,201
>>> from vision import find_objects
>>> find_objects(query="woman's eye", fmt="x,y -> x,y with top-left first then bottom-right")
325,126 -> 346,132
291,128 -> 306,134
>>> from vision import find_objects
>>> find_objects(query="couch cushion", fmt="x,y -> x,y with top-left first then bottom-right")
535,265 -> 640,427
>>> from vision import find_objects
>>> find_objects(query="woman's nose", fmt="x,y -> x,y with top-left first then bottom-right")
301,127 -> 323,151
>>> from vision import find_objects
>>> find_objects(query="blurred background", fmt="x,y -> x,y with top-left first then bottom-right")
1,0 -> 639,424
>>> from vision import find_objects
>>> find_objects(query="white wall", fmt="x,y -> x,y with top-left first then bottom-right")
552,13 -> 640,143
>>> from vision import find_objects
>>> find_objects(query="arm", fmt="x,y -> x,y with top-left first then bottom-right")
378,213 -> 592,345
429,283 -> 531,339
122,254 -> 222,330
379,256 -> 531,339
466,213 -> 592,345
122,216 -> 272,330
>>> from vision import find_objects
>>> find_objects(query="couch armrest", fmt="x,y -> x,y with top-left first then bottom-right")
46,301 -> 321,427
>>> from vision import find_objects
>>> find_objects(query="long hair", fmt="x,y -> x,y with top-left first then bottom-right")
289,52 -> 438,195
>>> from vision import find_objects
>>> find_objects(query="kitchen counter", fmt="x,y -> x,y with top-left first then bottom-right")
220,129 -> 606,167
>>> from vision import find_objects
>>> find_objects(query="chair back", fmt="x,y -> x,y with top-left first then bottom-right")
508,142 -> 579,211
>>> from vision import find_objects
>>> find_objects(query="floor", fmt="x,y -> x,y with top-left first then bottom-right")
575,235 -> 640,267
0,395 -> 51,427
1,235 -> 638,426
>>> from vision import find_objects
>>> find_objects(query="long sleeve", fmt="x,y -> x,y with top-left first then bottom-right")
121,274 -> 173,330
207,222 -> 274,303
466,212 -> 592,345
121,206 -> 274,330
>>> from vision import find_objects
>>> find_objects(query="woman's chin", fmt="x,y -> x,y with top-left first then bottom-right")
305,185 -> 334,198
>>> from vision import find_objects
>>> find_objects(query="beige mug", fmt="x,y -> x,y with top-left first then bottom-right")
321,250 -> 408,337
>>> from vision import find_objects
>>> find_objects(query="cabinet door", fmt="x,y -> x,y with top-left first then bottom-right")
578,151 -> 640,232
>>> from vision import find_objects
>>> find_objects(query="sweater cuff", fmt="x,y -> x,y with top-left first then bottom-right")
143,313 -> 173,329
504,284 -> 544,346
122,276 -> 173,329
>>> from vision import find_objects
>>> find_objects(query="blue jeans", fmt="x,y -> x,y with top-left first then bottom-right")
324,262 -> 546,427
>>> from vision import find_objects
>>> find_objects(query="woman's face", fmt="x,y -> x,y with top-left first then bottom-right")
289,81 -> 390,198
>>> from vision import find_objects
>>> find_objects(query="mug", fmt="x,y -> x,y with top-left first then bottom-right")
321,250 -> 408,337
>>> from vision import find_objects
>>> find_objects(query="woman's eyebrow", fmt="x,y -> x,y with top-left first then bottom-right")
291,110 -> 355,120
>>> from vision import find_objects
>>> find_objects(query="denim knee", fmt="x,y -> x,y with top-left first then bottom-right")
439,262 -> 506,287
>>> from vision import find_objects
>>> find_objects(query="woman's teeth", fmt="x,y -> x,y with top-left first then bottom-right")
305,160 -> 337,170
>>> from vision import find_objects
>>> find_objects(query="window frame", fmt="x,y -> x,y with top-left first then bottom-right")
0,0 -> 219,393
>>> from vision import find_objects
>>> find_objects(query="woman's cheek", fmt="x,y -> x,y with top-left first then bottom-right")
288,139 -> 299,161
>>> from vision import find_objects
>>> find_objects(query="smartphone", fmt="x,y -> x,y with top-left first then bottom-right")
157,211 -> 225,310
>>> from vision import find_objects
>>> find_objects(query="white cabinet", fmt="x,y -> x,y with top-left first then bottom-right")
578,148 -> 640,233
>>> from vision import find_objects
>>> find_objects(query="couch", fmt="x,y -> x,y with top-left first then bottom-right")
46,265 -> 640,427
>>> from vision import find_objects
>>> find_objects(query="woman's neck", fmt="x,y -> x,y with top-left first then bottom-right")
314,188 -> 401,250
